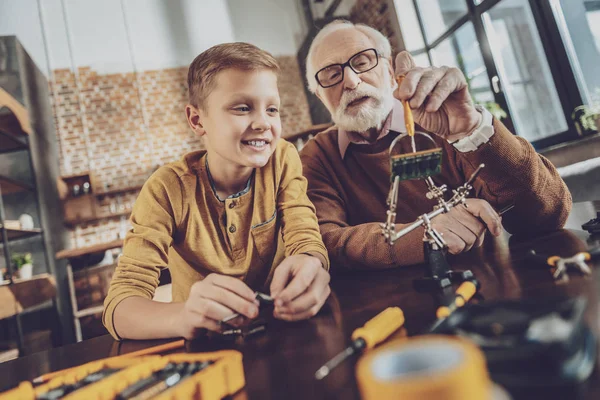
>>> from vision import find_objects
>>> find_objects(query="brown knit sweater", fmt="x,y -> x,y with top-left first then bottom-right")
300,118 -> 572,269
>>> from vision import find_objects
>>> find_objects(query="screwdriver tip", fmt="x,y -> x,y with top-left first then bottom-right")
315,366 -> 329,380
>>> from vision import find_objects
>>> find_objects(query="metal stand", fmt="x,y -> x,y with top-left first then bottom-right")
381,164 -> 485,298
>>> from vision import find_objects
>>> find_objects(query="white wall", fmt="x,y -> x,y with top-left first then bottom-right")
59,0 -> 134,73
226,0 -> 307,56
0,0 -> 236,76
122,0 -> 235,71
0,0 -> 50,73
333,0 -> 358,17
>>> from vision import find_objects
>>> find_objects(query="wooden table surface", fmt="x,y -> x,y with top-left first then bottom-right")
0,202 -> 599,399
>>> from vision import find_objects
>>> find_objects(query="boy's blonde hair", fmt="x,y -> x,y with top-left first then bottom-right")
187,42 -> 280,108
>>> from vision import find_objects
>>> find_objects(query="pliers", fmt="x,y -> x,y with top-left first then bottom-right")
526,248 -> 600,281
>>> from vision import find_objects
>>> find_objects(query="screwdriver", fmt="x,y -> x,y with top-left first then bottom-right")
429,278 -> 480,333
314,307 -> 405,380
395,75 -> 416,153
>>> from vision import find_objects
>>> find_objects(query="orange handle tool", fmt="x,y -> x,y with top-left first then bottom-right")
395,75 -> 415,137
351,307 -> 405,350
315,307 -> 405,380
436,280 -> 480,319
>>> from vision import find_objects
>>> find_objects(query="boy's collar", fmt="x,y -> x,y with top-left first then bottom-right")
205,155 -> 254,202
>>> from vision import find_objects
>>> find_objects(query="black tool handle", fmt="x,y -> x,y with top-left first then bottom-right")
525,249 -> 554,268
587,247 -> 600,258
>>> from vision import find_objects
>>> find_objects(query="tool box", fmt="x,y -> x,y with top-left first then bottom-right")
0,350 -> 244,400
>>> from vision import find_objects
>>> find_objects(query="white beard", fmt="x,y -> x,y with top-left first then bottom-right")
331,76 -> 395,133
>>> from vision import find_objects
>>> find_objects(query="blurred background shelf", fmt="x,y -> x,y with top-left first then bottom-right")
0,274 -> 57,320
0,175 -> 33,194
0,58 -> 66,354
95,185 -> 143,197
0,227 -> 42,241
63,211 -> 130,228
0,130 -> 27,154
56,239 -> 123,261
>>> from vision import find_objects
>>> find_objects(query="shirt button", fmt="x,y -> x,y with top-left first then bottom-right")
229,202 -> 236,209
229,225 -> 236,233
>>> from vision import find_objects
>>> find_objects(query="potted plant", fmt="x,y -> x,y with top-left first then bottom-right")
11,253 -> 33,279
572,105 -> 600,136
572,88 -> 600,136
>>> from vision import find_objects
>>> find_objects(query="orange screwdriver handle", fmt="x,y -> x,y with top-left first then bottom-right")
395,75 -> 415,137
351,307 -> 405,350
436,280 -> 480,319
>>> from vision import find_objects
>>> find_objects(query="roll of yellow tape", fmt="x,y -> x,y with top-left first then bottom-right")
356,335 -> 493,400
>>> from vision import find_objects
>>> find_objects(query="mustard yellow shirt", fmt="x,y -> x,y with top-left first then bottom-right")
103,140 -> 329,340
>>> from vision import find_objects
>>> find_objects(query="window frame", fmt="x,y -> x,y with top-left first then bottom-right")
401,0 -> 587,149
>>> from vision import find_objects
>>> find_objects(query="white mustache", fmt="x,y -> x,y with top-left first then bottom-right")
340,85 -> 382,110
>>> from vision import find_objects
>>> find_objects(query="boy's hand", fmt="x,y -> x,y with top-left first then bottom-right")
177,274 -> 259,339
270,254 -> 331,321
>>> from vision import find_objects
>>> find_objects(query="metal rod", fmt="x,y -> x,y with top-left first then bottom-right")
315,345 -> 358,380
392,207 -> 446,241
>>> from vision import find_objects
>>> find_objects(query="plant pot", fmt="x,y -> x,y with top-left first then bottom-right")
19,263 -> 33,280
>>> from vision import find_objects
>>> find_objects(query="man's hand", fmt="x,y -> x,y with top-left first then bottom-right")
270,254 -> 331,321
431,199 -> 503,255
176,274 -> 259,339
394,51 -> 481,142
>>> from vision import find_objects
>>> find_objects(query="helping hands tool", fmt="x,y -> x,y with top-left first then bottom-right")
382,162 -> 485,247
383,75 -> 488,248
314,307 -> 405,380
526,248 -> 600,281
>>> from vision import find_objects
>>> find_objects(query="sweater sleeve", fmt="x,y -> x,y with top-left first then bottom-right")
454,118 -> 572,234
277,142 -> 330,270
300,144 -> 425,270
102,167 -> 183,340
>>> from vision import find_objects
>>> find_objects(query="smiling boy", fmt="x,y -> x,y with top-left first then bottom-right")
103,43 -> 330,340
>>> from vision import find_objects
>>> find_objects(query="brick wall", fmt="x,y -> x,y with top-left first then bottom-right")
50,56 -> 312,249
350,0 -> 401,54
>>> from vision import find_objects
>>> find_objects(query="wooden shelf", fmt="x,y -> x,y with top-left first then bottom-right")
0,274 -> 57,320
95,185 -> 143,197
0,129 -> 27,154
0,87 -> 32,135
0,175 -> 34,194
64,211 -> 130,227
56,239 -> 124,260
75,305 -> 104,318
0,347 -> 18,363
0,227 -> 42,241
60,172 -> 91,180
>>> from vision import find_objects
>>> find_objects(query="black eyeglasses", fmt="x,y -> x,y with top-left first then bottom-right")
315,48 -> 380,89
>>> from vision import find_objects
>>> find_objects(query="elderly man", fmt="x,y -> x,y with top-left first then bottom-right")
300,20 -> 571,269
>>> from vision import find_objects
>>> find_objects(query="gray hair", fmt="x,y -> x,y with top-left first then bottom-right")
305,20 -> 392,93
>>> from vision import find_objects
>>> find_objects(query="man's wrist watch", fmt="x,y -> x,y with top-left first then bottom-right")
448,105 -> 495,153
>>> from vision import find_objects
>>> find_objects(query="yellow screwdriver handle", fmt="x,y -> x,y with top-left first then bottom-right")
436,280 -> 479,319
351,307 -> 405,350
395,75 -> 415,137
